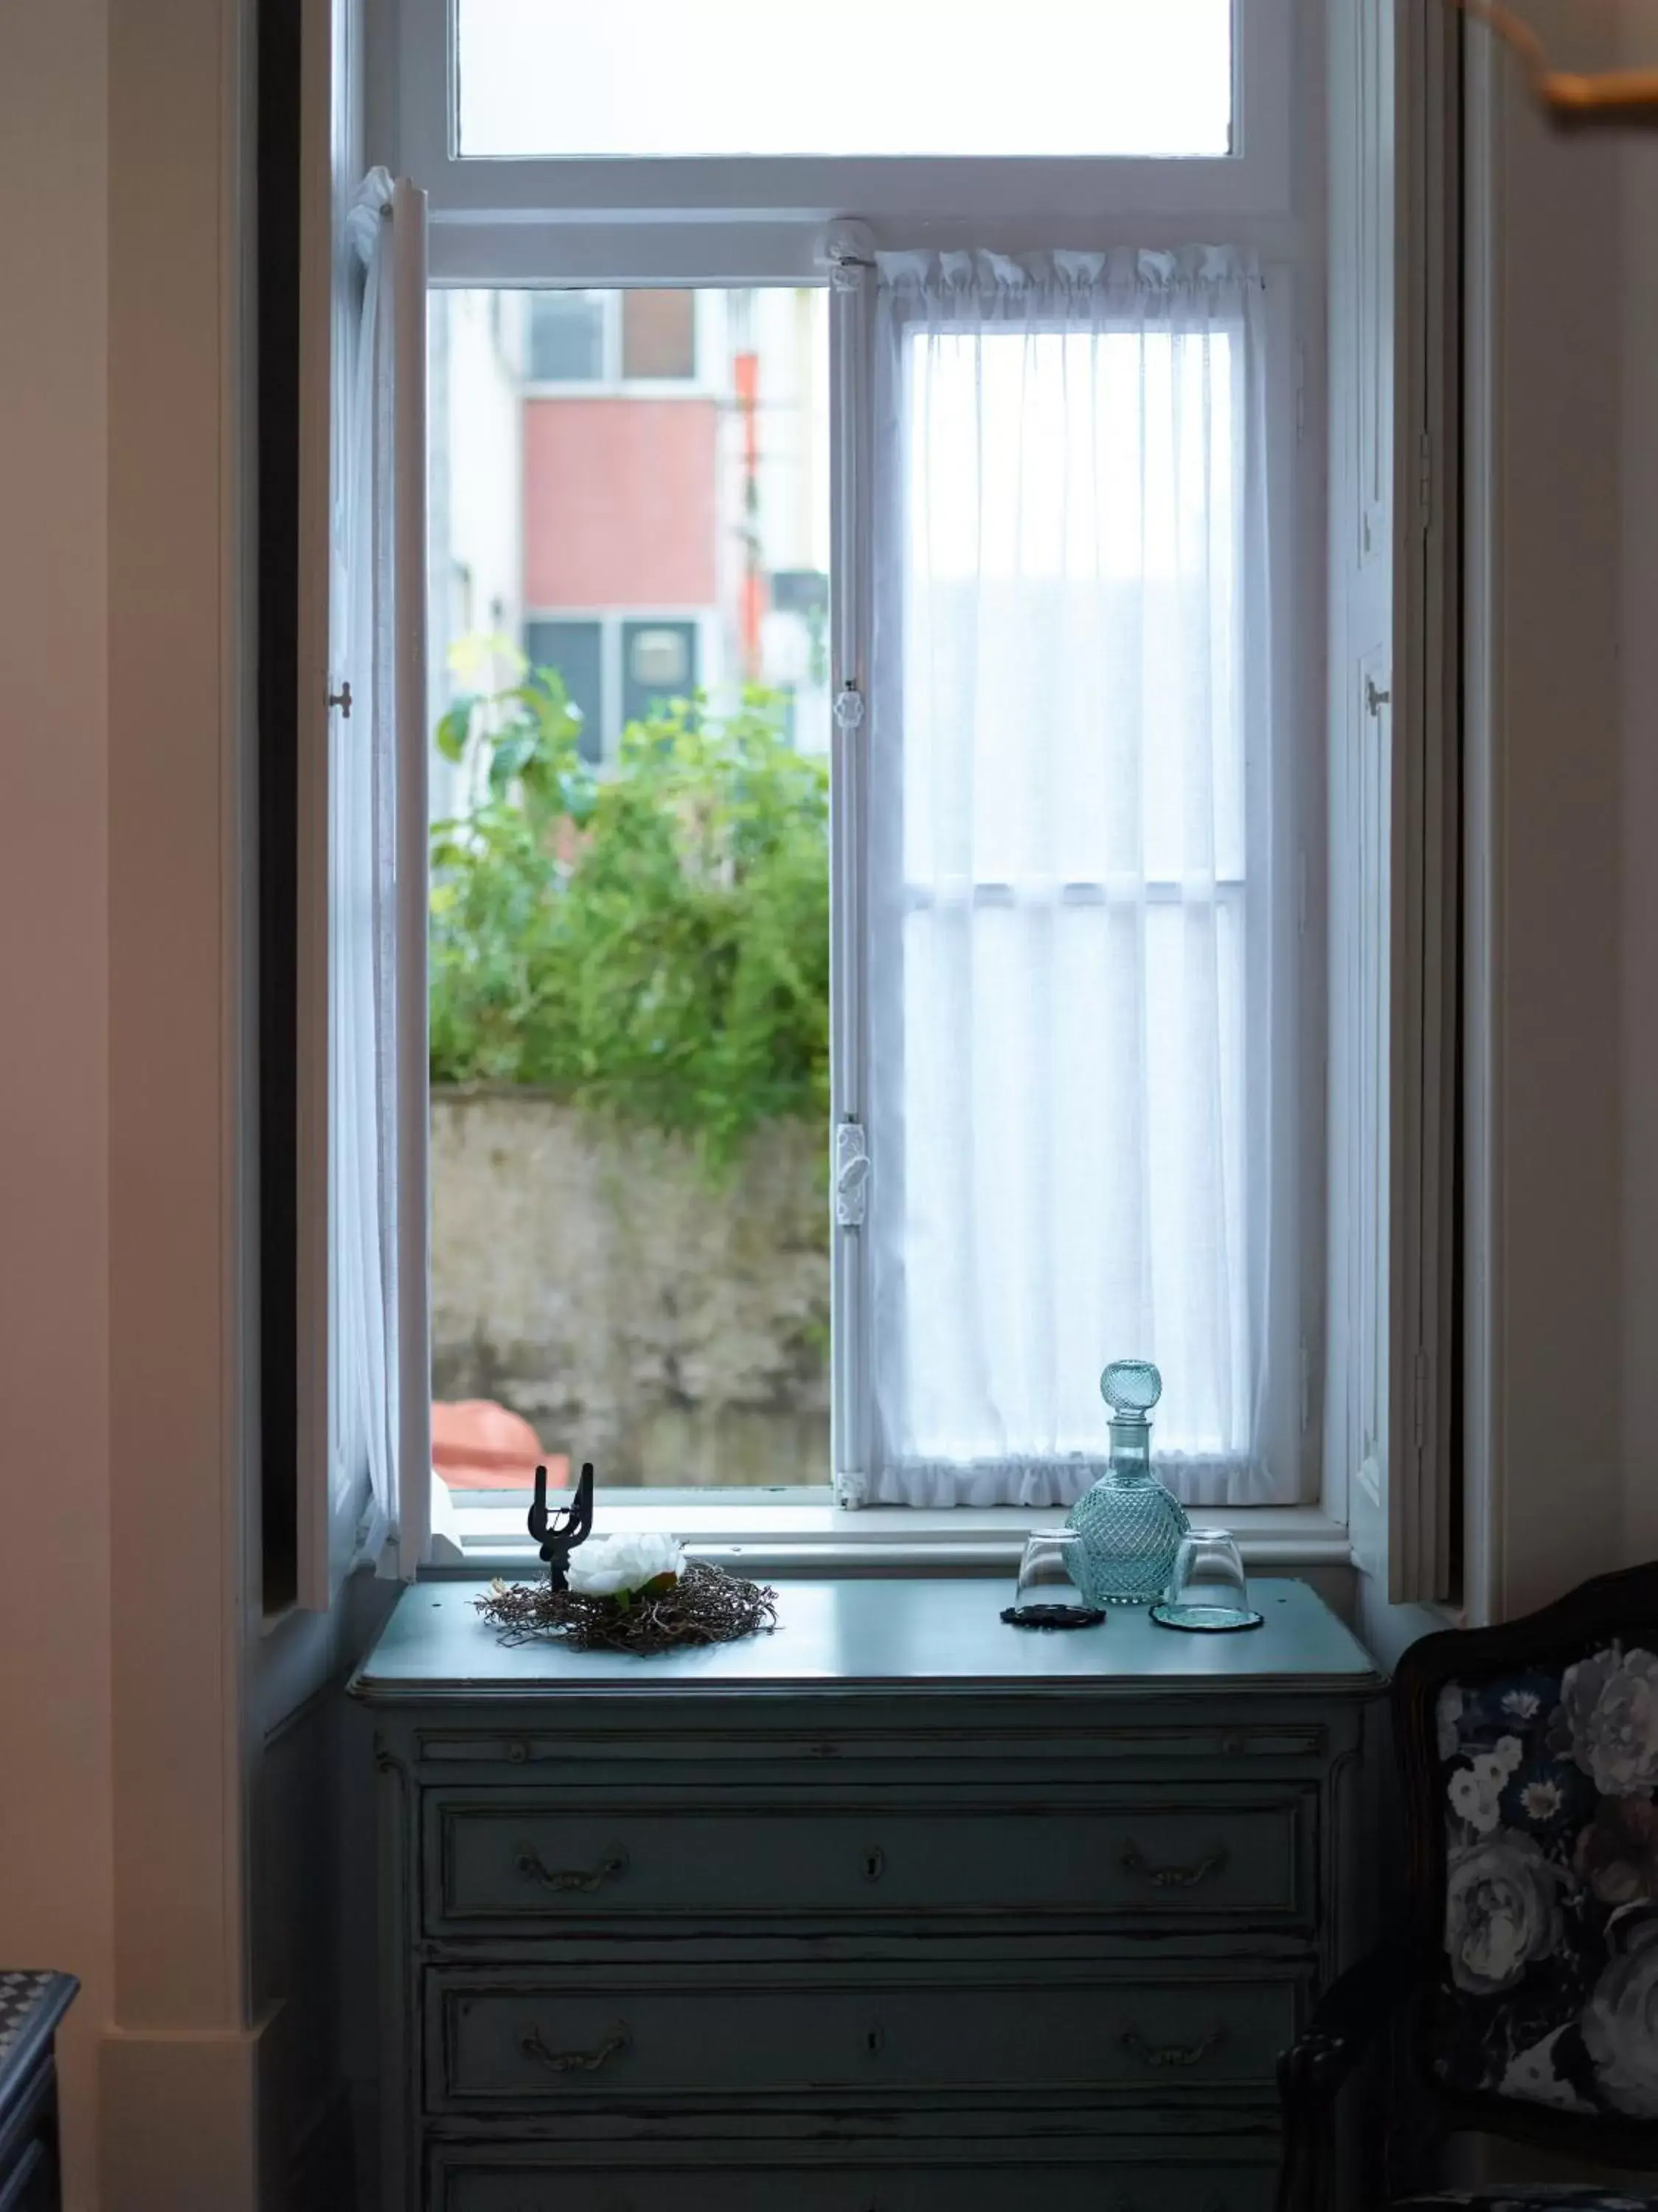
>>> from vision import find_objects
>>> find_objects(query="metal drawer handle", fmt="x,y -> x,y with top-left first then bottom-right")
515,1842 -> 628,1893
519,2019 -> 632,2075
1120,1840 -> 1228,1890
1122,2025 -> 1226,2070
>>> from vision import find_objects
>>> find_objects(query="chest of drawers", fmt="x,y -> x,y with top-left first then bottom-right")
353,1576 -> 1378,2212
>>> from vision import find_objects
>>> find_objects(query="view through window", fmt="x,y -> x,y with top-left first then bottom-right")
426,286 -> 832,1498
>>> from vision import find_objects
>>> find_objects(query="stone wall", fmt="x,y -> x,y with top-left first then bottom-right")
431,1087 -> 830,1486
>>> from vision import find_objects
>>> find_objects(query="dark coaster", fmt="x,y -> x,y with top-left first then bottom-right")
1148,1601 -> 1265,1632
1001,1603 -> 1106,1630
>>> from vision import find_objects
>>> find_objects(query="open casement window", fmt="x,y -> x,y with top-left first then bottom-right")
296,0 -> 448,1602
291,0 -> 1516,1563
1325,0 -> 1463,1608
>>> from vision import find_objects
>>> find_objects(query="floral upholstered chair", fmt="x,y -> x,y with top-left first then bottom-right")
1277,1562 -> 1658,2212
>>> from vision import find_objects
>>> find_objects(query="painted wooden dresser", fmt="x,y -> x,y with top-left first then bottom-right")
352,1576 -> 1379,2212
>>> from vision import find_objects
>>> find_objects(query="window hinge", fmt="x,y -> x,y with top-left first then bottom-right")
1294,341 -> 1307,448
329,679 -> 353,719
1418,431 -> 1433,538
1413,1346 -> 1430,1452
835,1117 -> 870,1228
833,681 -> 865,734
1300,1340 -> 1311,1435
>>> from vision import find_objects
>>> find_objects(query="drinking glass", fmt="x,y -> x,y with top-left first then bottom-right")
1151,1530 -> 1263,1632
1002,1531 -> 1104,1628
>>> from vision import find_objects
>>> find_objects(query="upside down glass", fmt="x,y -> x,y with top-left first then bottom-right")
1151,1529 -> 1264,1632
1003,1531 -> 1104,1628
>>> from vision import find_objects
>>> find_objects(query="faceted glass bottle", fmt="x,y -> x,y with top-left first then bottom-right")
1065,1359 -> 1190,1606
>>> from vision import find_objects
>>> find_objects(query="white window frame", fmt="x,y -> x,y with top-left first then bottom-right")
370,0 -> 1336,1554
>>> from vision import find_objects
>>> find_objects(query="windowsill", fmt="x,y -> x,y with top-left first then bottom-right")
443,1495 -> 1353,1579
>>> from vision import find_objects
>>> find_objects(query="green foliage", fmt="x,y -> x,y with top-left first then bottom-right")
429,657 -> 830,1169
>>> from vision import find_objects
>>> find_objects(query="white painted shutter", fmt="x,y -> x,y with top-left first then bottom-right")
1325,0 -> 1461,1608
296,0 -> 434,1602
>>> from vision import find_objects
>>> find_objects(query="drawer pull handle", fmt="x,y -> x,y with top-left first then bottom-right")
515,1843 -> 628,1893
1120,1840 -> 1228,1890
1121,2025 -> 1225,2070
861,1846 -> 886,1882
519,2019 -> 632,2075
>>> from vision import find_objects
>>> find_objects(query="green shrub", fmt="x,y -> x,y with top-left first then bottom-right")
429,659 -> 830,1170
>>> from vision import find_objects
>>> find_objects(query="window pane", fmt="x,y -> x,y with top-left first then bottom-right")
622,290 -> 697,380
457,0 -> 1232,159
526,618 -> 605,762
527,291 -> 606,382
427,288 -> 833,1492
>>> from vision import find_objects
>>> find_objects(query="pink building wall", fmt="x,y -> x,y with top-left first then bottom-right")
523,397 -> 718,608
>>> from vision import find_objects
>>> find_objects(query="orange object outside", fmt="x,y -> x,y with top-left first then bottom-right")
432,1399 -> 568,1492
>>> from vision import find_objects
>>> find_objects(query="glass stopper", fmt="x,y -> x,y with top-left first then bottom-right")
1100,1358 -> 1162,1418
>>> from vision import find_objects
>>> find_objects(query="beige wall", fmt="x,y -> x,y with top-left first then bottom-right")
0,4 -> 114,2207
1,4 -> 259,2209
1482,51 -> 1629,1618
1621,116 -> 1658,1570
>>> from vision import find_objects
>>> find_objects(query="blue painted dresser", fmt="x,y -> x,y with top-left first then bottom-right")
0,1973 -> 76,2212
353,1576 -> 1379,2212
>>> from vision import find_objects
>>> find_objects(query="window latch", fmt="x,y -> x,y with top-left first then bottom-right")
329,680 -> 353,720
835,1119 -> 870,1228
833,682 -> 865,734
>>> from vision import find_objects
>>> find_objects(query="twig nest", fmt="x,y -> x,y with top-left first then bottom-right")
476,1559 -> 779,1655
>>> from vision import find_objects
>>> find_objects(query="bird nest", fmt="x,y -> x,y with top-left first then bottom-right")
475,1560 -> 779,1656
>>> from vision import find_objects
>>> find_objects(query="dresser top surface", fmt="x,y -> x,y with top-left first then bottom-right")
352,1576 -> 1379,1703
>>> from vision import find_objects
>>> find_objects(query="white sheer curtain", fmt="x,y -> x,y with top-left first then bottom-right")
330,170 -> 442,1575
864,248 -> 1299,1509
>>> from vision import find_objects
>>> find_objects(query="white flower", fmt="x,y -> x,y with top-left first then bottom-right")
1584,1908 -> 1658,2116
1446,1738 -> 1526,1834
1498,2025 -> 1593,2112
567,1531 -> 684,1599
1444,1834 -> 1565,1995
1558,1646 -> 1658,1795
1502,1689 -> 1542,1721
1519,1778 -> 1563,1823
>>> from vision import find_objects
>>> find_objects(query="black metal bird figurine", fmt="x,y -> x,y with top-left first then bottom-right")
527,1460 -> 595,1589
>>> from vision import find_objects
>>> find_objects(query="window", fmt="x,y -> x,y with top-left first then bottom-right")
335,0 -> 1336,1565
525,288 -> 701,389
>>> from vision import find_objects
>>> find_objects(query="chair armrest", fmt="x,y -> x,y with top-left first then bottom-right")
1276,1942 -> 1430,2212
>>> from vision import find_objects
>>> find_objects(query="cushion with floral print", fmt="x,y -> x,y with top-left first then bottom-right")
1431,1645 -> 1658,2121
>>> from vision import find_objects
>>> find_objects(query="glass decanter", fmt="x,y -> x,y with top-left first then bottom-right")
1065,1358 -> 1190,1607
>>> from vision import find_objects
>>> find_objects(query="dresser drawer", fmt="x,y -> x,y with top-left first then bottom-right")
427,1965 -> 1301,2110
431,2147 -> 1277,2212
425,1788 -> 1312,1933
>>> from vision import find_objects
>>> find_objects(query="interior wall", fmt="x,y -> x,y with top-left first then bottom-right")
0,7 -> 114,2209
1619,108 -> 1658,1573
1482,38 -> 1628,1618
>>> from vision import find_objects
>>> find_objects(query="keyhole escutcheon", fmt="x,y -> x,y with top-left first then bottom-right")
861,1845 -> 886,1882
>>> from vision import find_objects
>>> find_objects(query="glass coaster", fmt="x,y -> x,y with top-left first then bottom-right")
1002,1604 -> 1106,1630
1149,1601 -> 1265,1633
